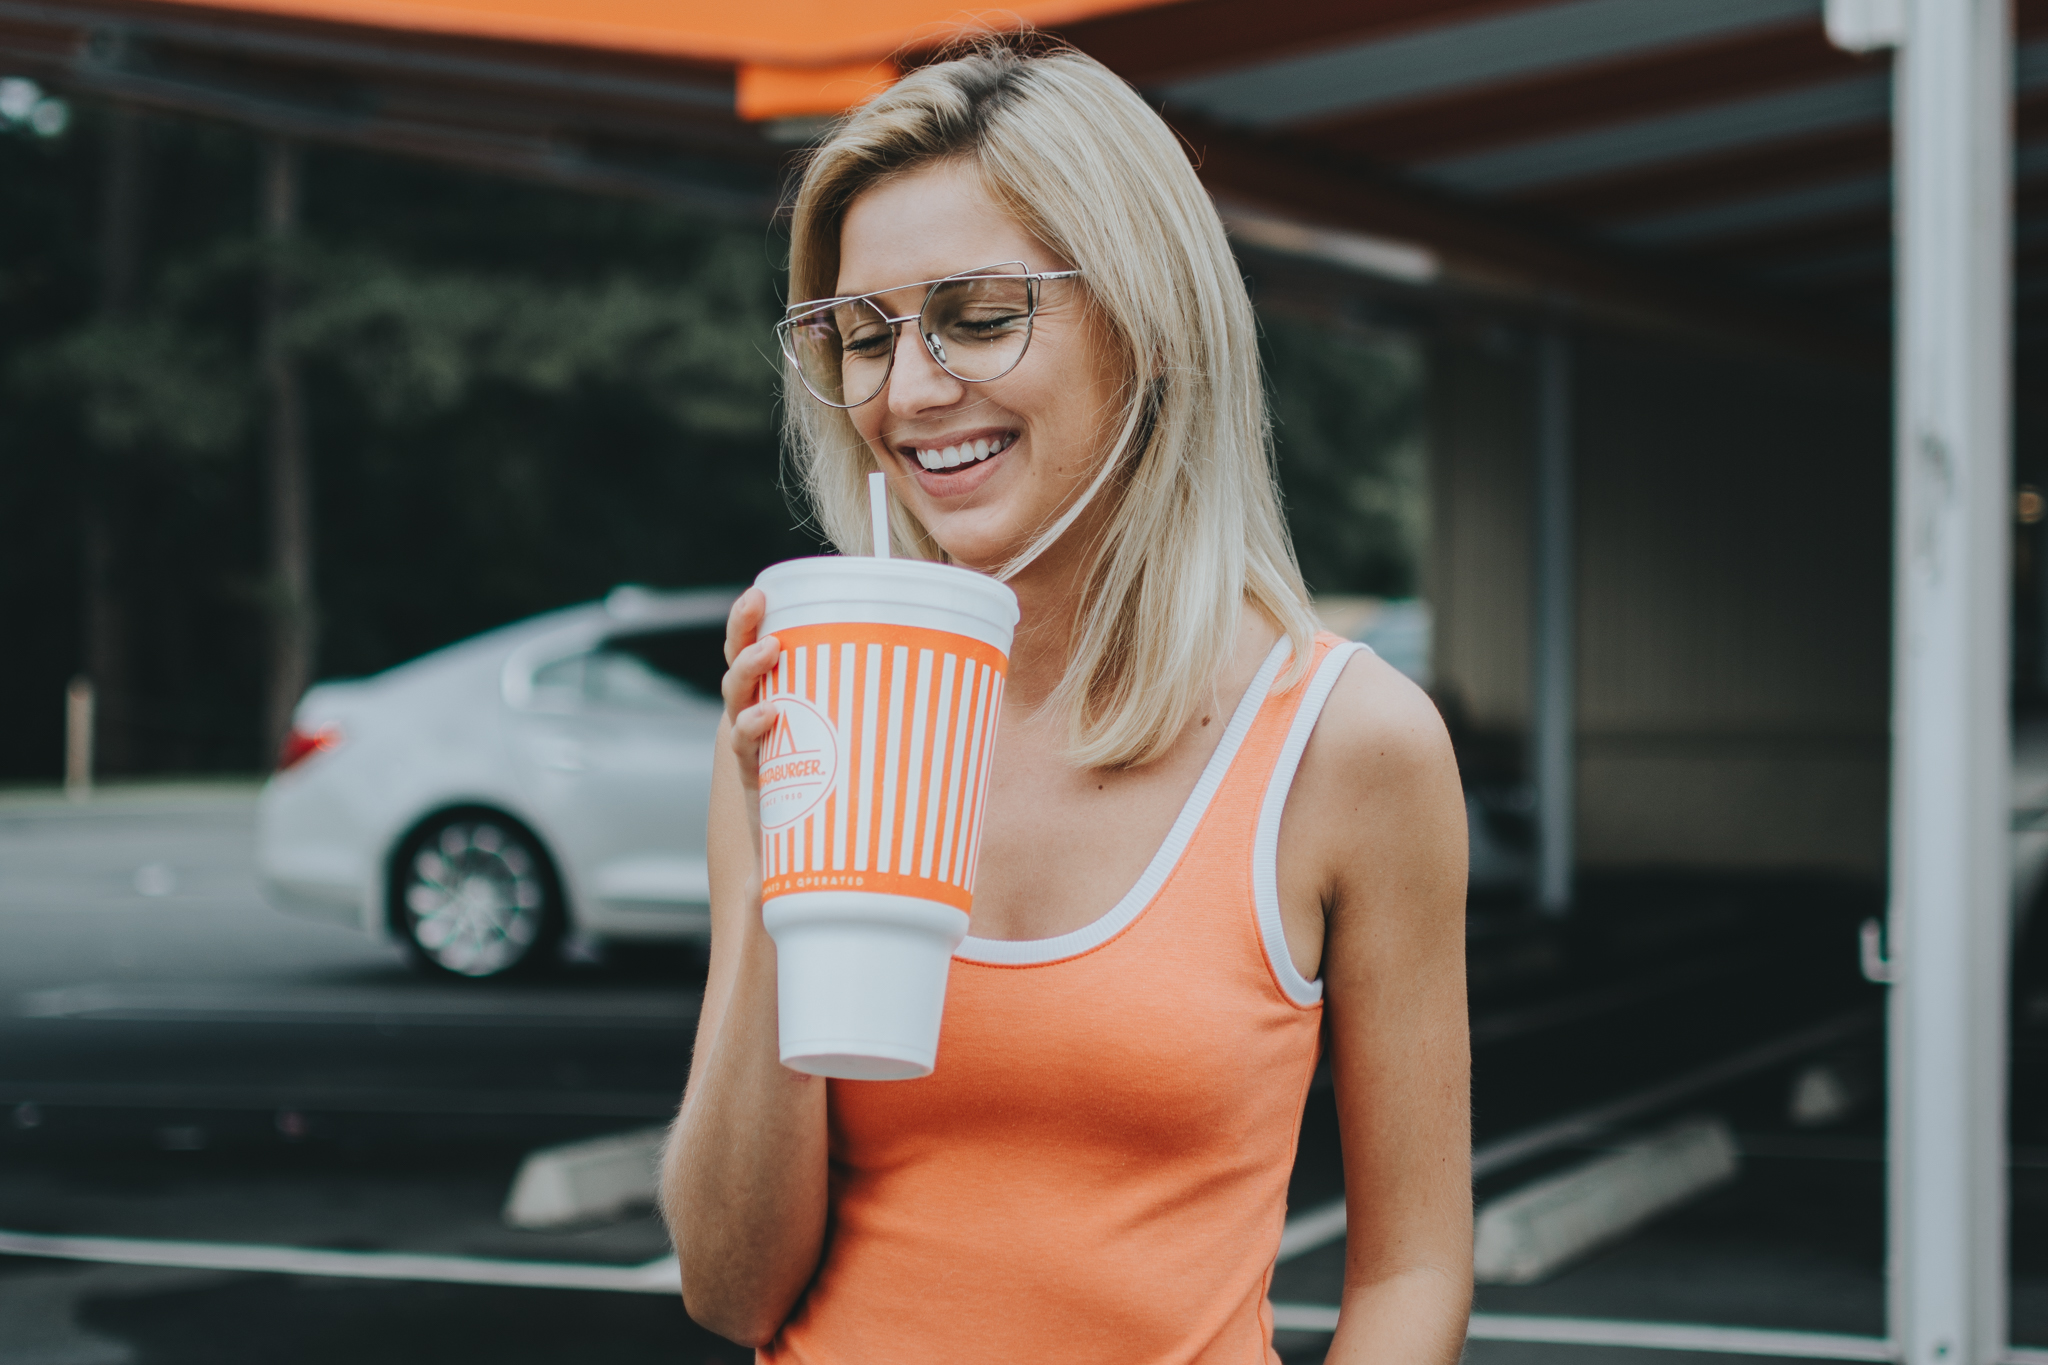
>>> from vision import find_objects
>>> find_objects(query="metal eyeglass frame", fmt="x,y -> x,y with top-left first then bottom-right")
775,261 -> 1083,409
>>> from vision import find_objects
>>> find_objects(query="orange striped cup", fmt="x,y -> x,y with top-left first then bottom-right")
754,556 -> 1018,1080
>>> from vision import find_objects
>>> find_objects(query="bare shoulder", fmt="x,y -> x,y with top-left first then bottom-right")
1297,648 -> 1458,805
1286,647 -> 1466,925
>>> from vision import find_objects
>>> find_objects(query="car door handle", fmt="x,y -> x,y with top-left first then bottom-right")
546,744 -> 588,773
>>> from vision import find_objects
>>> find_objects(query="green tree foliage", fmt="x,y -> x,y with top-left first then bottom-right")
0,104 -> 812,778
20,224 -> 782,451
289,241 -> 777,434
1261,312 -> 1427,600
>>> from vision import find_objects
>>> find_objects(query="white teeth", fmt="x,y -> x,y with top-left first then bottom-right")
911,436 -> 1010,472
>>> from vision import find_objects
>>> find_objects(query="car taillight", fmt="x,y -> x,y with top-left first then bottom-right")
277,723 -> 343,772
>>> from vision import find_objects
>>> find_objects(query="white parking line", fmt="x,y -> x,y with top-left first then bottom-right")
1271,1306 -> 1891,1357
0,1079 -> 674,1117
0,1009 -> 1883,1334
0,1229 -> 1923,1360
1277,1008 -> 1878,1264
1466,1312 -> 1890,1359
0,1227 -> 679,1294
16,982 -> 700,1028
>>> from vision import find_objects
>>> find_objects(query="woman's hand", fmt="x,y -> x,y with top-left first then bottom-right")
720,586 -> 781,845
661,585 -> 829,1348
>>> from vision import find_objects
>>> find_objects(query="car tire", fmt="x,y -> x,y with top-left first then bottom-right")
392,810 -> 565,979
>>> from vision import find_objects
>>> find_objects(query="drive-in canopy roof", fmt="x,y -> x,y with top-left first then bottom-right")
2,0 -> 2043,360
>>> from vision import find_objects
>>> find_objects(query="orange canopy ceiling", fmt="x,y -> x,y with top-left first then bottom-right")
156,0 -> 1183,70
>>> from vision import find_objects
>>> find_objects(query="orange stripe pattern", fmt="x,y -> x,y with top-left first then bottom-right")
758,623 -> 1006,913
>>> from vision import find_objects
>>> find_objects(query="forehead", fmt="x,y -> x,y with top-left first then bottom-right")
835,160 -> 1050,299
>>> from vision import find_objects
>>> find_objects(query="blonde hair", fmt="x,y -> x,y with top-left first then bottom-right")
784,41 -> 1316,768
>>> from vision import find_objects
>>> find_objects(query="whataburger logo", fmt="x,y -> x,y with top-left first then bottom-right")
757,695 -> 839,831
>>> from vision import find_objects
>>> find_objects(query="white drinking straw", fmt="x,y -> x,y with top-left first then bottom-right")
869,471 -> 891,560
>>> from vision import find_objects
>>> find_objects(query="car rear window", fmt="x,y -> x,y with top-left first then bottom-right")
601,625 -> 728,703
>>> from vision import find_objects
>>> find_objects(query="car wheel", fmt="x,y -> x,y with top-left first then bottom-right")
394,811 -> 564,979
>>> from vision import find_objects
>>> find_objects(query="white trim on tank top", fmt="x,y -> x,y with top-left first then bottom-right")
1252,641 -> 1370,1007
953,637 -> 1293,966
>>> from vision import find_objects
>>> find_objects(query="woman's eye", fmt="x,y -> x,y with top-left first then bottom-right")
842,331 -> 892,357
953,312 -> 1026,338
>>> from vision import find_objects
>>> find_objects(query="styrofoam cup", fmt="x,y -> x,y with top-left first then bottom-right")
753,556 -> 1018,1080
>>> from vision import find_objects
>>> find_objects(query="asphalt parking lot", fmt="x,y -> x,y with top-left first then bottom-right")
2,781 -> 1993,1364
0,784 -> 729,1363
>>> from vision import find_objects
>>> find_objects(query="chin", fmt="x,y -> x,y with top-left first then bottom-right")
930,546 -> 1005,575
921,533 -> 1013,575
913,510 -> 1006,563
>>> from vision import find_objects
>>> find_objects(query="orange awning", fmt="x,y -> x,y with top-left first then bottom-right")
149,0 -> 1180,73
734,58 -> 901,122
114,0 -> 1199,118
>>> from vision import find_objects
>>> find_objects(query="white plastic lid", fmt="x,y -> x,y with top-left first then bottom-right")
756,556 -> 1019,657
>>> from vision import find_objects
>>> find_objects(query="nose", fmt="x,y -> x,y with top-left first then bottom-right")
885,322 -> 966,417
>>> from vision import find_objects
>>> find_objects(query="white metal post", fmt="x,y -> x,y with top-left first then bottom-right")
1886,0 -> 2013,1361
1532,322 -> 1575,916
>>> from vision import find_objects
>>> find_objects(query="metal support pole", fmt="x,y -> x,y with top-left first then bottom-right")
64,677 -> 94,803
81,102 -> 143,778
260,137 -> 315,763
1531,322 -> 1575,917
1886,1 -> 2013,1361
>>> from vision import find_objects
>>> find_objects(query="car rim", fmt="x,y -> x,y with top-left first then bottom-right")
403,820 -> 547,976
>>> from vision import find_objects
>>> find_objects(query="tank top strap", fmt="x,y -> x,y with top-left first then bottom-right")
1226,631 -> 1370,1007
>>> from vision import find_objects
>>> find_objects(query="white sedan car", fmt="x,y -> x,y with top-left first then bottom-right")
257,586 -> 738,978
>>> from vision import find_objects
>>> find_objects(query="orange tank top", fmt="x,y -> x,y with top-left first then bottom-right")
762,633 -> 1364,1365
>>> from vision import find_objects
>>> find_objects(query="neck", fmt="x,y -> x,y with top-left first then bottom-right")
996,515 -> 1105,713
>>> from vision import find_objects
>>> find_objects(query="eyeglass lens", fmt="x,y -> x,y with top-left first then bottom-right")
786,271 -> 1037,408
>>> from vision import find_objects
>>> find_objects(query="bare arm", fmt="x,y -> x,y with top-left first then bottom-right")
1282,655 -> 1472,1362
661,587 -> 830,1346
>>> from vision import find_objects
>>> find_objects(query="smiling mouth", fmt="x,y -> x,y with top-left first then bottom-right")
903,432 -> 1017,473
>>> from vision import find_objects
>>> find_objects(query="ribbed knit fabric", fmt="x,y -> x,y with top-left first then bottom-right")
762,633 -> 1359,1365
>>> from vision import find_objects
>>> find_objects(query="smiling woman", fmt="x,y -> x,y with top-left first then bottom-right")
665,40 -> 1472,1365
782,47 -> 1320,769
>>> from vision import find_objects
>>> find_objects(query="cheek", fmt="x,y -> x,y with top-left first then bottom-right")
849,408 -> 887,454
1030,382 -> 1122,478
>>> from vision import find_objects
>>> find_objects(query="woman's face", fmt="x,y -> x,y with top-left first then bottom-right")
835,159 -> 1125,575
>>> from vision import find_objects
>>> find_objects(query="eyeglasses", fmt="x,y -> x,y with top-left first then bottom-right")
776,262 -> 1082,409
